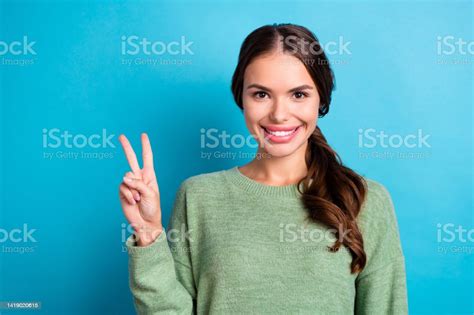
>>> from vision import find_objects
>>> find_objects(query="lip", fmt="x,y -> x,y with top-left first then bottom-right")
261,125 -> 302,144
262,125 -> 301,132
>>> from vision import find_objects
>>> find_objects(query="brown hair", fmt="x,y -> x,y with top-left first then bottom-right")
231,23 -> 368,274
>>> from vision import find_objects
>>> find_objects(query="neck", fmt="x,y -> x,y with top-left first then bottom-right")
240,142 -> 309,186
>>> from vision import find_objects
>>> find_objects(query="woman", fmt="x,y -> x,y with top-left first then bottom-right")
118,23 -> 408,314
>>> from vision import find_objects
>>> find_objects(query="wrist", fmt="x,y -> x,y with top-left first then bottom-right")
134,225 -> 164,247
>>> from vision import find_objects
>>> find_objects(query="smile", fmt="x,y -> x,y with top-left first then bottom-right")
264,128 -> 298,136
261,125 -> 302,143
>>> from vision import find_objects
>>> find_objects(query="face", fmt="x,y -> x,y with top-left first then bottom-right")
242,51 -> 320,158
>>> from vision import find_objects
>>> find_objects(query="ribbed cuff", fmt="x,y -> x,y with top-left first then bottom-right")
125,228 -> 171,262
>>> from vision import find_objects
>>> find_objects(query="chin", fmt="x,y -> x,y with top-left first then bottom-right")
260,144 -> 301,158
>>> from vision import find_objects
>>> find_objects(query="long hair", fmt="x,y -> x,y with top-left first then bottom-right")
231,23 -> 368,274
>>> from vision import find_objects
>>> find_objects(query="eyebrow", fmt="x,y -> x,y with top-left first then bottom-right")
246,84 -> 314,93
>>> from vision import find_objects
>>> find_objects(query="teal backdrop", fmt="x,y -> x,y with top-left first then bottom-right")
0,0 -> 472,314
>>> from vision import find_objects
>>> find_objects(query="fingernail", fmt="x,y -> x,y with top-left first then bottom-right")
123,177 -> 132,183
134,193 -> 141,201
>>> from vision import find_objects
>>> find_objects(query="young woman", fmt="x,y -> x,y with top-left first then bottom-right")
118,24 -> 408,314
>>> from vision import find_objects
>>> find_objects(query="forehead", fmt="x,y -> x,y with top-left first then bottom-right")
243,52 -> 315,89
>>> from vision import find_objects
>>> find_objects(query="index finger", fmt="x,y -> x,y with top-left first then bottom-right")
141,133 -> 154,172
119,134 -> 141,175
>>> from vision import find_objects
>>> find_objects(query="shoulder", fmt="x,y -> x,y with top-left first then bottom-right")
177,167 -> 233,195
357,177 -> 401,245
357,177 -> 405,272
358,177 -> 396,224
357,177 -> 404,260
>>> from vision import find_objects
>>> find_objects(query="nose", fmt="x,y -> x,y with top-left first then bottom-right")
269,98 -> 290,123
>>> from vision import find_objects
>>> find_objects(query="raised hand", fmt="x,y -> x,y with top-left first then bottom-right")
119,133 -> 162,246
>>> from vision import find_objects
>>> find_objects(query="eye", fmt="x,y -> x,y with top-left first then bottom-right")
253,91 -> 269,99
293,91 -> 308,99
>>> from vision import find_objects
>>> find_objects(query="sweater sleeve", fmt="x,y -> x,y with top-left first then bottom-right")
126,182 -> 196,315
355,182 -> 409,315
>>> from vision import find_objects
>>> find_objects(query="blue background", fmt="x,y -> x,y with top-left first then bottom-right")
0,0 -> 472,314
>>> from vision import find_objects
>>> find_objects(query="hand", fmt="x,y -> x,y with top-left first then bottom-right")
119,133 -> 163,247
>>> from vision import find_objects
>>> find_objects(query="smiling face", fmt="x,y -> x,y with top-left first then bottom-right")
242,51 -> 320,158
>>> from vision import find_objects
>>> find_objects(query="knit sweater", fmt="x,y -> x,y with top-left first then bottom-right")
125,166 -> 408,314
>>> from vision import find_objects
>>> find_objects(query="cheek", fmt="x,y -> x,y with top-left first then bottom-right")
293,102 -> 319,123
242,106 -> 261,133
243,101 -> 267,123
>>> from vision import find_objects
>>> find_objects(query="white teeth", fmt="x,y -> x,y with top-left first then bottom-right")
265,128 -> 297,137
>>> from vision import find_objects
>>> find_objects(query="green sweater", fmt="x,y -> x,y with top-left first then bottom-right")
125,166 -> 408,314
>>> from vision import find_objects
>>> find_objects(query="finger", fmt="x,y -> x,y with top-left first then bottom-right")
125,172 -> 141,201
122,177 -> 153,197
141,133 -> 155,173
119,184 -> 136,205
119,134 -> 141,175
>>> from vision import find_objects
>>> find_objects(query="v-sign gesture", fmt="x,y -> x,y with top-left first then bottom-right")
119,133 -> 163,246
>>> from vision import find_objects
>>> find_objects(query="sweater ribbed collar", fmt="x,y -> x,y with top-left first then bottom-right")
225,166 -> 303,199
